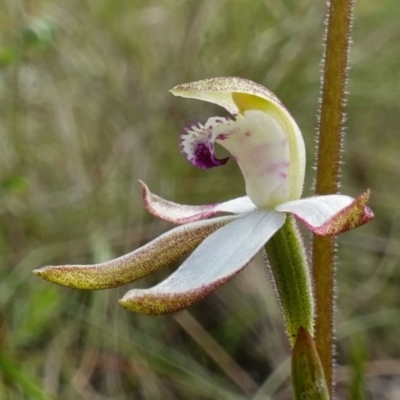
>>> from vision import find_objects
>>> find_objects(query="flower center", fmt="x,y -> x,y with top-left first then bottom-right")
218,110 -> 290,208
181,110 -> 291,208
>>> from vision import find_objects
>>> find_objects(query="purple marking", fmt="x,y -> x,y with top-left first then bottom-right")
180,116 -> 235,169
266,163 -> 279,173
281,161 -> 290,167
217,133 -> 229,141
278,172 -> 287,179
245,132 -> 251,137
192,142 -> 229,169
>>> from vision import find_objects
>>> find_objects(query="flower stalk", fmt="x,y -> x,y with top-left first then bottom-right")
265,215 -> 314,346
313,0 -> 355,394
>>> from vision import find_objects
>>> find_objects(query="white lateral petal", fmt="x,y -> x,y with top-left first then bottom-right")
140,180 -> 255,224
119,210 -> 286,314
275,191 -> 373,235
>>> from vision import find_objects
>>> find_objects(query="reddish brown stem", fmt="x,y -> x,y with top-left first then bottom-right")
313,0 -> 354,396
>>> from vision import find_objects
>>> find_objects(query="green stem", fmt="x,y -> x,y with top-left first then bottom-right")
313,0 -> 354,394
265,215 -> 314,346
0,348 -> 54,400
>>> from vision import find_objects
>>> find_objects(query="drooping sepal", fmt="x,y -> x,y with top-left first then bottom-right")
140,180 -> 255,224
33,216 -> 234,289
292,327 -> 330,400
276,190 -> 373,235
119,210 -> 286,314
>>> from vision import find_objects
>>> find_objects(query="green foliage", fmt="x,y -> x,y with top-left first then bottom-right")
0,0 -> 398,398
22,19 -> 56,49
0,47 -> 17,68
349,334 -> 367,400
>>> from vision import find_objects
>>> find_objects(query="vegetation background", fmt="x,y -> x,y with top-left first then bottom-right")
0,0 -> 399,399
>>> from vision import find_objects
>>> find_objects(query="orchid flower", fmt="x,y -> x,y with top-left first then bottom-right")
34,77 -> 373,323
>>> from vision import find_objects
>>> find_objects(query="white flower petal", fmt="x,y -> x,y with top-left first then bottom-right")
275,190 -> 373,235
119,210 -> 286,314
219,110 -> 291,208
140,182 -> 256,224
181,110 -> 291,208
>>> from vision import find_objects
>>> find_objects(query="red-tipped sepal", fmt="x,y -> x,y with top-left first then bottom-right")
276,190 -> 373,236
140,180 -> 255,224
119,210 -> 285,314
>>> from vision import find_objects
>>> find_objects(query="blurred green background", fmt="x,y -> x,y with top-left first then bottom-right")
0,0 -> 399,399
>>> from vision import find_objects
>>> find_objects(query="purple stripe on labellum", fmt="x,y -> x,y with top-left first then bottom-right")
181,119 -> 231,169
192,141 -> 229,169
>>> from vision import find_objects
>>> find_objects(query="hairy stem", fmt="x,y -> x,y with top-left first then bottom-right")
313,0 -> 354,395
265,215 -> 314,347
